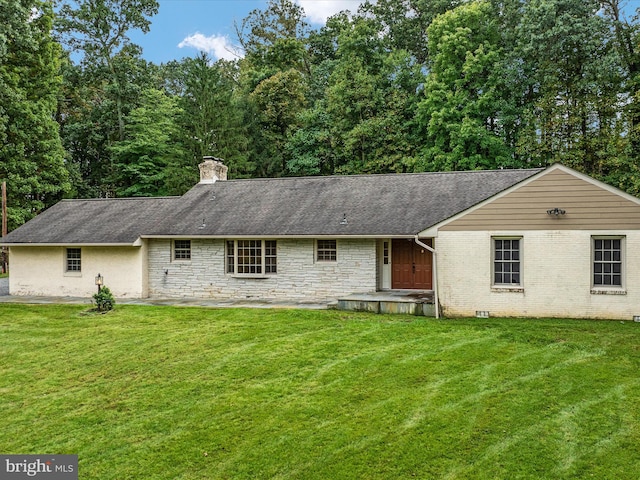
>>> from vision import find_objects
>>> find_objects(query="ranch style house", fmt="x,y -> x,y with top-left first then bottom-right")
3,158 -> 640,320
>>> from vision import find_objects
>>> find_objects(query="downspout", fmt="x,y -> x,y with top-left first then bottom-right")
414,236 -> 440,319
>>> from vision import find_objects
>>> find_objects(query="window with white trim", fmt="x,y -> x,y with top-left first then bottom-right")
493,238 -> 521,286
173,240 -> 191,261
226,240 -> 277,275
66,248 -> 81,272
592,237 -> 624,288
316,239 -> 337,262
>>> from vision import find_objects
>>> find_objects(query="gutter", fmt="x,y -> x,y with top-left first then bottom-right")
139,234 -> 419,240
1,242 -> 140,247
414,235 -> 440,319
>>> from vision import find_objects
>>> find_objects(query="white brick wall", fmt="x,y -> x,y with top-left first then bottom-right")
147,238 -> 377,301
437,230 -> 640,320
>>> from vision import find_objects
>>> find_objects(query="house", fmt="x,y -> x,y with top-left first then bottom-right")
3,158 -> 640,320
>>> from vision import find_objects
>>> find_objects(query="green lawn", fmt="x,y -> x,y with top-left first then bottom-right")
1,305 -> 639,479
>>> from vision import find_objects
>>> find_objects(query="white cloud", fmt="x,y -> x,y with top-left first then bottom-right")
178,33 -> 244,61
296,0 -> 368,24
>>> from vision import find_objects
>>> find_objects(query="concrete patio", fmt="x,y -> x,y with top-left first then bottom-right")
0,278 -> 436,315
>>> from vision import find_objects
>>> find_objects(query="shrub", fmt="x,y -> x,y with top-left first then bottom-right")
93,286 -> 115,312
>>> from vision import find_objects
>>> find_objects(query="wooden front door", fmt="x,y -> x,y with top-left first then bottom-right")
392,239 -> 432,289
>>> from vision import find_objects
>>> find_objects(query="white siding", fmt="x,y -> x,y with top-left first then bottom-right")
147,238 -> 377,301
437,230 -> 640,320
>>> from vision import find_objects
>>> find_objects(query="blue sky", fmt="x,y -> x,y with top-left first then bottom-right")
129,0 -> 367,64
131,0 -> 640,65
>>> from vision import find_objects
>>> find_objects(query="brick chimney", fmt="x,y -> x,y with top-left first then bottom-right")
198,157 -> 228,183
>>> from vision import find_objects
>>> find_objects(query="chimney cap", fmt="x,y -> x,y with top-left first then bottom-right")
199,157 -> 228,183
202,156 -> 224,163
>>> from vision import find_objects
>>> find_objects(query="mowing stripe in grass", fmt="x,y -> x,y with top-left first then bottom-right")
1,305 -> 640,479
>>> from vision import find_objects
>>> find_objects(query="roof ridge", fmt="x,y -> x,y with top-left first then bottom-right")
218,168 -> 545,184
59,196 -> 180,202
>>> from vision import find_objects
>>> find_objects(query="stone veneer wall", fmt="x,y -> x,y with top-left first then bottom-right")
148,238 -> 377,301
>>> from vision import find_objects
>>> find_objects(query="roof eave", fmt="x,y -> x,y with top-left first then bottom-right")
3,241 -> 142,247
140,234 -> 421,240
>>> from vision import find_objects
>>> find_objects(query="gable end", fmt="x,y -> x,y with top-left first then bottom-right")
439,166 -> 640,231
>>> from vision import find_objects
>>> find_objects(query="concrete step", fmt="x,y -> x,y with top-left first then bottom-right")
337,291 -> 435,316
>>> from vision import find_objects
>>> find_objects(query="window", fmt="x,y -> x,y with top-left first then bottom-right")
593,237 -> 623,288
317,239 -> 337,262
265,240 -> 277,273
173,240 -> 191,260
226,240 -> 277,275
383,241 -> 389,265
66,248 -> 81,272
237,240 -> 262,274
226,241 -> 235,274
493,238 -> 521,285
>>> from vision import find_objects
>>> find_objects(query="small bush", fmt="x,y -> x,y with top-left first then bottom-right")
93,286 -> 115,312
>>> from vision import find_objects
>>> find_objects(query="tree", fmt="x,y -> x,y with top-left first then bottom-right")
55,0 -> 159,197
516,0 -> 624,174
250,68 -> 307,176
600,1 -> 640,194
236,0 -> 312,177
416,1 -> 512,171
236,0 -> 310,73
176,54 -> 251,178
290,14 -> 424,175
0,0 -> 69,230
55,0 -> 159,141
57,46 -> 159,197
109,88 -> 191,196
361,0 -> 459,64
286,103 -> 336,176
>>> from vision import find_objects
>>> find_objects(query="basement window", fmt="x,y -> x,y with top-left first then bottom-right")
227,240 -> 277,275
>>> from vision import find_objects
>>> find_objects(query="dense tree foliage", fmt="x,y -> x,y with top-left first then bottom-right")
416,1 -> 511,171
54,0 -> 160,197
3,0 -> 640,230
109,87 -> 190,196
56,0 -> 159,140
1,0 -> 69,230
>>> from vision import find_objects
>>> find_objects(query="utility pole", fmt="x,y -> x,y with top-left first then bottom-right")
1,181 -> 7,274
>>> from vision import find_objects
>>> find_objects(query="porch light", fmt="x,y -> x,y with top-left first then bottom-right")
547,207 -> 566,216
95,273 -> 104,293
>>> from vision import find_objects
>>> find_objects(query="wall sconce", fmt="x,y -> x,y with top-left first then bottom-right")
547,207 -> 566,216
95,273 -> 104,293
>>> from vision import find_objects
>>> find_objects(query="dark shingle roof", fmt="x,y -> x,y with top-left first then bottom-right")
3,169 -> 542,244
2,197 -> 179,244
